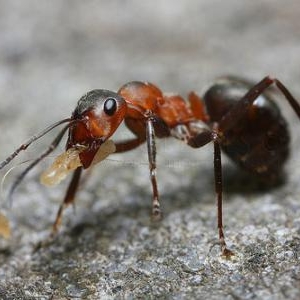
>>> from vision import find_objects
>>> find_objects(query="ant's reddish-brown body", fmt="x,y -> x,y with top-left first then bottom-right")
1,76 -> 300,256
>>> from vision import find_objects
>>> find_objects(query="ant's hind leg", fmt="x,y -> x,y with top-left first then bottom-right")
213,140 -> 234,257
185,130 -> 234,257
219,76 -> 300,133
51,167 -> 82,235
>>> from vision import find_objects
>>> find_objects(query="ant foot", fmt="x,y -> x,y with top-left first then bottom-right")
221,246 -> 235,258
151,208 -> 163,222
32,234 -> 56,253
50,224 -> 59,238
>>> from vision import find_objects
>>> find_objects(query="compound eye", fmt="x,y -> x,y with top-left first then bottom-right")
103,98 -> 117,116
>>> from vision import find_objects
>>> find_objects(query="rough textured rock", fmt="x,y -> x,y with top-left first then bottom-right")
0,1 -> 300,299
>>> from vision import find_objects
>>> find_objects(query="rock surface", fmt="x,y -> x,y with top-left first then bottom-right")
0,1 -> 300,299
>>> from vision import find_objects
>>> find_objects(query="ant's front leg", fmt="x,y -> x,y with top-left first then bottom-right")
117,115 -> 169,221
146,115 -> 162,221
52,167 -> 83,235
34,166 -> 83,251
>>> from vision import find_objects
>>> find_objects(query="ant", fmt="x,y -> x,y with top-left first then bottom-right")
0,76 -> 300,257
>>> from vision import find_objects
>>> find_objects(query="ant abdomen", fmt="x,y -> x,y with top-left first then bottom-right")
204,77 -> 290,178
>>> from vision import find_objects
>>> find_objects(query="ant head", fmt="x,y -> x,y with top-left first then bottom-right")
68,89 -> 127,168
0,89 -> 128,199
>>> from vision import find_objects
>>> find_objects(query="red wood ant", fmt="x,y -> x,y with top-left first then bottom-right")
1,76 -> 300,257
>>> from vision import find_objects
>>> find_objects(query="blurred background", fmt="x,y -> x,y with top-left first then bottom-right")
0,0 -> 300,298
1,0 -> 299,190
1,1 -> 299,137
